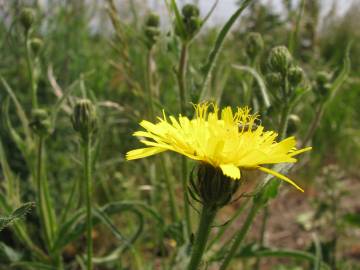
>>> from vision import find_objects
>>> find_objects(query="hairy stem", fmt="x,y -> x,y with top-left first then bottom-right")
177,42 -> 191,237
145,48 -> 179,221
83,136 -> 93,270
25,32 -> 38,109
187,206 -> 217,270
36,137 -> 55,250
146,49 -> 155,119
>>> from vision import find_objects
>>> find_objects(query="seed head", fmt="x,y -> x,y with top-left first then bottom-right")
71,99 -> 97,140
268,46 -> 292,74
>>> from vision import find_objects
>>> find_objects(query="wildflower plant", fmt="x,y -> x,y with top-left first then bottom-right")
127,103 -> 311,268
0,1 -> 355,270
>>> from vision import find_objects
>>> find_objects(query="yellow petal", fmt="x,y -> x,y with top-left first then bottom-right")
257,166 -> 304,192
126,147 -> 166,160
289,147 -> 312,157
220,164 -> 241,180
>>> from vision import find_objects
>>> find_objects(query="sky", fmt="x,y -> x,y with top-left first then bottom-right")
149,0 -> 355,25
202,0 -> 354,22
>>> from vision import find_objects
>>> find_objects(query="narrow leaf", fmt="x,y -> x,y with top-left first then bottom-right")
232,64 -> 271,108
199,0 -> 253,101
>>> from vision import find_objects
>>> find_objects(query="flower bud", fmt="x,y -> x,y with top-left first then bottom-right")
175,4 -> 201,42
268,46 -> 292,74
20,8 -> 35,32
288,66 -> 304,86
29,109 -> 51,137
30,38 -> 43,55
144,13 -> 161,49
189,164 -> 239,210
315,71 -> 332,98
71,99 -> 97,140
245,32 -> 264,59
182,4 -> 200,19
266,72 -> 283,89
145,12 -> 160,28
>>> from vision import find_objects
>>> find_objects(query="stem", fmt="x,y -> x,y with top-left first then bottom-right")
145,47 -> 179,222
219,203 -> 260,270
36,137 -> 54,250
160,157 -> 179,222
254,206 -> 269,270
301,103 -> 324,148
145,49 -> 155,120
83,136 -> 93,270
25,32 -> 38,109
187,206 -> 217,270
207,198 -> 250,250
177,42 -> 192,237
178,42 -> 188,115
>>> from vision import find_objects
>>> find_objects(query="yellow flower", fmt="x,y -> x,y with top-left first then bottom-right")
126,103 -> 311,192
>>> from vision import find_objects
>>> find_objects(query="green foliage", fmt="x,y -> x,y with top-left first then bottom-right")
0,0 -> 359,269
0,202 -> 34,232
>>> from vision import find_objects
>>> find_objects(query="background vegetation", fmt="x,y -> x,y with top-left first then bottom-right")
0,0 -> 359,269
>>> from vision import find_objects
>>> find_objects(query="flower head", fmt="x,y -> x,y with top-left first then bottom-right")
126,103 -> 311,192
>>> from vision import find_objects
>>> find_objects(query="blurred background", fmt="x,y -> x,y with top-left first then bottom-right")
0,0 -> 359,269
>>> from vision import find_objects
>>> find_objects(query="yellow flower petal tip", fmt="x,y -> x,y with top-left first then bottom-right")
126,103 -> 311,191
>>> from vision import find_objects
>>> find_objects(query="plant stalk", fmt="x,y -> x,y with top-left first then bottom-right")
177,42 -> 192,237
145,48 -> 179,222
146,49 -> 155,119
36,136 -> 55,250
83,136 -> 93,270
25,32 -> 38,109
187,206 -> 217,270
219,202 -> 260,270
301,103 -> 324,148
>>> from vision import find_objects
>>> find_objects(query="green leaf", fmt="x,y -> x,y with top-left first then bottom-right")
343,213 -> 360,228
0,202 -> 35,232
325,42 -> 351,106
0,242 -> 23,263
11,262 -> 56,270
52,201 -> 163,254
0,76 -> 31,140
169,0 -> 186,38
232,64 -> 271,108
198,0 -> 253,101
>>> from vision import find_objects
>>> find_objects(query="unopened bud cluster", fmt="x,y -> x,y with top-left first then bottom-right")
315,71 -> 332,99
189,164 -> 239,210
20,8 -> 35,32
30,38 -> 43,55
245,32 -> 264,60
175,4 -> 201,42
29,109 -> 51,137
266,46 -> 304,91
144,13 -> 161,49
71,99 -> 97,141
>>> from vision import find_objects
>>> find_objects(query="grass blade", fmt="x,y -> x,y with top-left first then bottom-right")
198,0 -> 253,101
0,76 -> 31,140
232,64 -> 271,108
